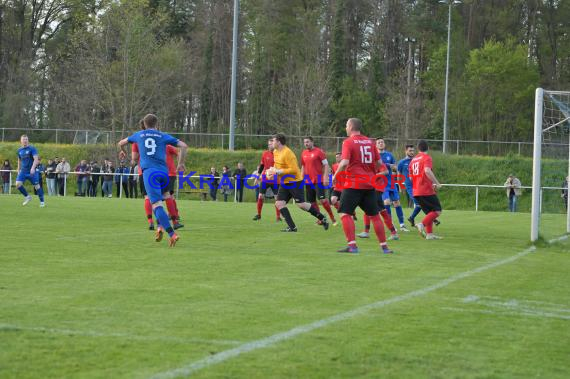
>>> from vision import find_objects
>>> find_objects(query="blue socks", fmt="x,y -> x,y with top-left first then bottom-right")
395,205 -> 405,225
154,206 -> 174,237
385,205 -> 391,218
37,187 -> 44,202
18,186 -> 28,197
411,205 -> 422,220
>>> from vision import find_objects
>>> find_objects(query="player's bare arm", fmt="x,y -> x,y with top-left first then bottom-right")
332,158 -> 349,184
425,167 -> 442,190
322,160 -> 330,186
30,155 -> 39,175
176,141 -> 188,172
117,138 -> 129,159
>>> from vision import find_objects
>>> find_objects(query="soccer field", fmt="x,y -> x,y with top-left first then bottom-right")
0,197 -> 569,378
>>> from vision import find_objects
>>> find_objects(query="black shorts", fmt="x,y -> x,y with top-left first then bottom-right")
277,181 -> 305,203
305,184 -> 326,203
415,195 -> 442,213
375,191 -> 386,211
339,188 -> 379,216
331,190 -> 342,199
260,181 -> 278,196
139,175 -> 147,196
166,176 -> 177,194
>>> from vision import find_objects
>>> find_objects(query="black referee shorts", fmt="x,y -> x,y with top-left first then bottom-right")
415,195 -> 442,213
277,181 -> 305,203
260,181 -> 279,196
339,188 -> 379,216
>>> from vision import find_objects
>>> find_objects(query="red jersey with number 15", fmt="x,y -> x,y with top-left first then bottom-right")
341,134 -> 380,190
410,152 -> 435,196
260,150 -> 274,175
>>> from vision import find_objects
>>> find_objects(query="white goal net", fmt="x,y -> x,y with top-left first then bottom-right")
531,88 -> 570,241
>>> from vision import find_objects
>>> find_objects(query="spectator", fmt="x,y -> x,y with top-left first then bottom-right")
56,157 -> 71,196
45,159 -> 57,196
102,159 -> 114,198
89,161 -> 101,197
504,174 -> 522,212
1,159 -> 11,194
33,158 -> 45,195
563,176 -> 569,210
233,162 -> 247,203
114,161 -> 129,198
75,159 -> 90,196
209,167 -> 219,201
221,165 -> 232,202
129,162 -> 139,199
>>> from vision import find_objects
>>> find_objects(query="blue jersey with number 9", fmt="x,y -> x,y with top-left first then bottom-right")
127,129 -> 179,171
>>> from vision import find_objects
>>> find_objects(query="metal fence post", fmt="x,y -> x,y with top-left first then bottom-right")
540,188 -> 543,214
55,130 -> 58,144
456,140 -> 460,155
64,175 -> 67,196
2,128 -> 4,142
9,171 -> 12,194
119,173 -> 123,198
518,142 -> 522,156
475,186 -> 479,211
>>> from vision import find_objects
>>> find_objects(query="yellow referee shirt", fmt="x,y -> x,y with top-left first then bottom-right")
273,146 -> 303,183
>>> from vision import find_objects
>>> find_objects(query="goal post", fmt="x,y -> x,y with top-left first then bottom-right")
531,88 -> 570,242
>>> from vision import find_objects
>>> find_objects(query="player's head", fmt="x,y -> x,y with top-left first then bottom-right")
417,140 -> 429,152
20,134 -> 29,147
376,138 -> 385,151
345,118 -> 362,136
267,138 -> 274,151
143,114 -> 158,130
335,152 -> 341,163
303,136 -> 314,150
405,144 -> 415,158
272,133 -> 286,149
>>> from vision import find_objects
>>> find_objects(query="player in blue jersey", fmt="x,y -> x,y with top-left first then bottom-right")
16,135 -> 45,207
118,114 -> 188,247
377,139 -> 409,232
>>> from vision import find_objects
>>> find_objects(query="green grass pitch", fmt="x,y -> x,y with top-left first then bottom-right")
0,196 -> 569,378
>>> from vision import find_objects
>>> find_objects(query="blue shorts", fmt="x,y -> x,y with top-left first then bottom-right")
142,168 -> 170,204
406,188 -> 419,206
382,189 -> 400,202
16,171 -> 40,185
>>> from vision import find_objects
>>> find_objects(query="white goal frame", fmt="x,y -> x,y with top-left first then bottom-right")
531,88 -> 570,242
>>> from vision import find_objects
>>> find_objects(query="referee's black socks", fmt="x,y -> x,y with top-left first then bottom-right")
279,207 -> 296,229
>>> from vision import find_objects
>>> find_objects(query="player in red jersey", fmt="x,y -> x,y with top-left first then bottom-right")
253,138 -> 281,221
410,140 -> 443,240
301,137 -> 337,225
333,118 -> 393,254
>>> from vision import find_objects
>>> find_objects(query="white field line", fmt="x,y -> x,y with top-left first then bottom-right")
461,295 -> 570,314
442,307 -> 570,320
150,238 -> 566,379
0,323 -> 242,346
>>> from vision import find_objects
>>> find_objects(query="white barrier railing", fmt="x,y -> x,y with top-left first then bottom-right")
1,169 -> 567,211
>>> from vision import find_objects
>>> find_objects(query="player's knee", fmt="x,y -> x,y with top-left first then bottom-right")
34,184 -> 40,190
384,200 -> 390,206
393,201 -> 400,207
15,182 -> 23,188
275,200 -> 285,209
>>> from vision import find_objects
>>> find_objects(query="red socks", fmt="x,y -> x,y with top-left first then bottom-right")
321,199 -> 336,222
165,198 -> 179,221
369,215 -> 387,243
380,209 -> 396,233
422,211 -> 439,233
341,214 -> 356,245
333,202 -> 340,211
257,197 -> 263,216
144,198 -> 153,223
275,205 -> 281,220
363,214 -> 371,232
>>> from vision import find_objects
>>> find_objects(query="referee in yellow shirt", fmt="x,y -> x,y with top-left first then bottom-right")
267,133 -> 329,232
